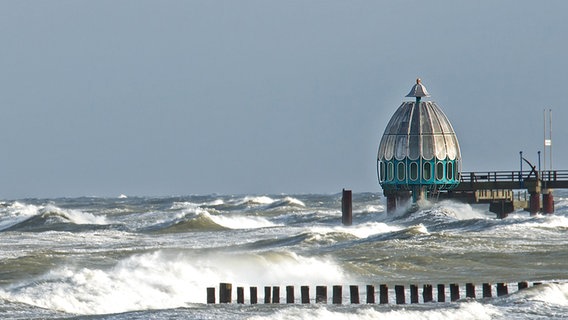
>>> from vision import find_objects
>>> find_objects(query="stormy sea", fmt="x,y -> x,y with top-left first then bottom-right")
1,191 -> 567,319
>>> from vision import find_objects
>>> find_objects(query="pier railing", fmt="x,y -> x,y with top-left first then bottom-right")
455,170 -> 568,191
460,170 -> 568,183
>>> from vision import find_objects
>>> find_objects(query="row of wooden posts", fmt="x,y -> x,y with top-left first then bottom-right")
207,281 -> 539,304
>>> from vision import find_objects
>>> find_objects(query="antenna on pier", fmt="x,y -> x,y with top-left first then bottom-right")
543,109 -> 552,171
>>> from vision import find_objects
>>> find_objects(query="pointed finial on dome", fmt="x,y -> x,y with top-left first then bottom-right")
406,78 -> 430,98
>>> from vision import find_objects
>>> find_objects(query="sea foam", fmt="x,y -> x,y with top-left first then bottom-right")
248,302 -> 500,320
0,249 -> 349,314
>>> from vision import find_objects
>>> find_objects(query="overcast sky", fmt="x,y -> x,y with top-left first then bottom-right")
1,1 -> 567,198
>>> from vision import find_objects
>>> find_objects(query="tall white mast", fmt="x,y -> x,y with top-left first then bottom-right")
543,109 -> 552,171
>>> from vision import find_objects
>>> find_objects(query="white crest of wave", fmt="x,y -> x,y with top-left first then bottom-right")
239,196 -> 275,205
206,199 -> 225,206
0,202 -> 41,229
170,201 -> 199,210
310,222 -> 401,239
0,250 -> 348,314
0,202 -> 107,228
535,214 -> 568,229
205,212 -> 278,229
249,302 -> 500,320
517,283 -> 568,306
429,201 -> 489,220
280,196 -> 306,207
360,204 -> 384,213
41,204 -> 107,225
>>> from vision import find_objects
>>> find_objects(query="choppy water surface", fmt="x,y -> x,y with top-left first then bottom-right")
1,192 -> 567,319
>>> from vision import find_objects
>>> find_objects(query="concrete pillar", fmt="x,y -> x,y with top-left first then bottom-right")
542,190 -> 554,214
386,195 -> 396,214
412,186 -> 426,203
489,200 -> 514,219
397,191 -> 411,207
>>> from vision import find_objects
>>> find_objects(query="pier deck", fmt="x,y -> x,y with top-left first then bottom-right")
455,170 -> 568,191
438,170 -> 568,218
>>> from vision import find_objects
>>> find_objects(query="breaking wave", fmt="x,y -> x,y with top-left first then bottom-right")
1,203 -> 108,232
0,250 -> 348,314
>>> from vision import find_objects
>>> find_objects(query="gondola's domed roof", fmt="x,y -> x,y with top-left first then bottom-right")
378,80 -> 461,162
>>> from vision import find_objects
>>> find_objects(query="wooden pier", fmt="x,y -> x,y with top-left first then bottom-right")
207,281 -> 551,305
431,170 -> 568,218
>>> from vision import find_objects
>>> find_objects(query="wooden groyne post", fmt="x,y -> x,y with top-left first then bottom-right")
220,283 -> 232,303
301,286 -> 310,303
423,284 -> 433,302
366,285 -> 375,304
207,281 -> 544,305
316,286 -> 327,303
349,285 -> 360,304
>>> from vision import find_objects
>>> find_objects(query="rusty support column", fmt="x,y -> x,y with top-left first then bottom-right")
529,192 -> 541,215
342,189 -> 352,225
542,190 -> 554,214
